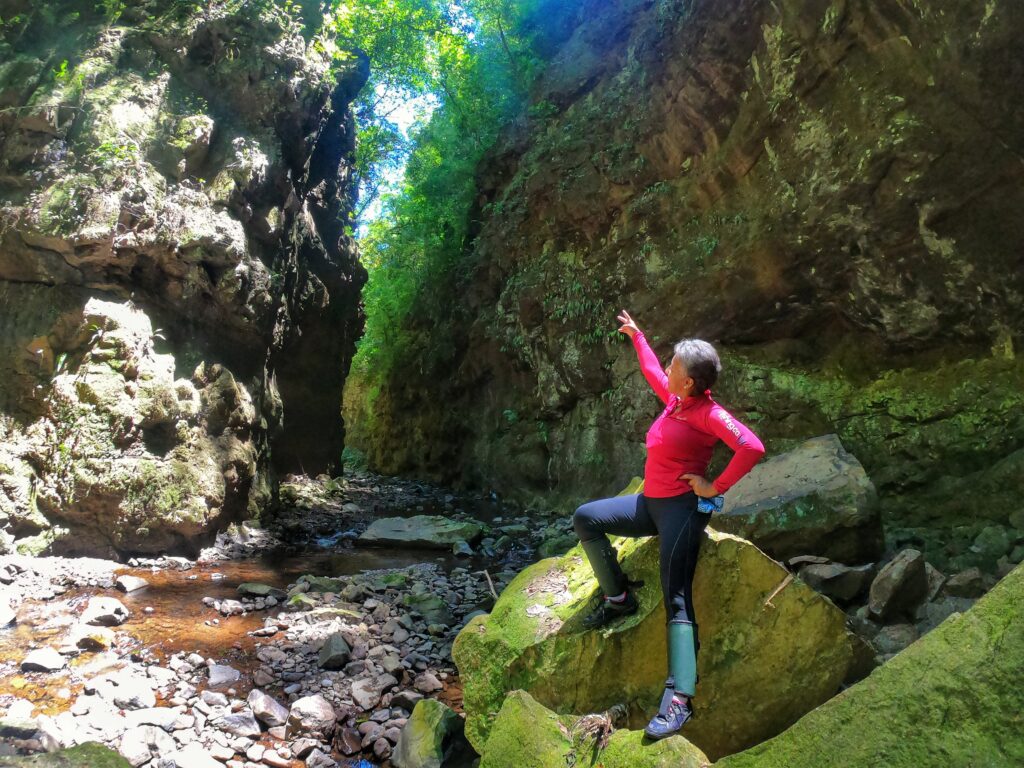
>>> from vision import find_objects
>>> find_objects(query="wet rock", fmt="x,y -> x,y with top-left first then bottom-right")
287,695 -> 337,739
247,689 -> 289,727
799,562 -> 875,603
116,575 -> 150,593
218,599 -> 247,616
944,567 -> 988,598
300,576 -> 346,593
847,605 -> 882,640
872,623 -> 919,656
317,633 -> 351,670
971,525 -> 1013,562
82,597 -> 131,626
392,699 -> 466,768
715,435 -> 883,563
914,595 -> 977,634
238,583 -> 287,600
868,549 -> 930,622
359,516 -> 484,549
21,647 -> 67,672
209,664 -> 241,687
62,624 -> 116,653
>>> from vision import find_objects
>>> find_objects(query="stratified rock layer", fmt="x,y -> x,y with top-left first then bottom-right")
716,563 -> 1024,768
453,520 -> 865,760
0,0 -> 367,556
346,0 -> 1024,572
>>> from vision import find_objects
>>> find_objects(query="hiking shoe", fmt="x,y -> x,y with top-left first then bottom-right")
644,695 -> 694,739
582,589 -> 638,629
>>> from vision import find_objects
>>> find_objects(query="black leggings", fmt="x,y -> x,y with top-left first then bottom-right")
573,492 -> 711,649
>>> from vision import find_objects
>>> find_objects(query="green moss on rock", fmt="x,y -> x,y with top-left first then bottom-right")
479,690 -> 708,768
0,742 -> 131,767
453,482 -> 863,760
716,563 -> 1024,768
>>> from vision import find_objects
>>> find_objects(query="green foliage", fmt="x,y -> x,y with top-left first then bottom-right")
86,138 -> 138,171
350,1 -> 560,385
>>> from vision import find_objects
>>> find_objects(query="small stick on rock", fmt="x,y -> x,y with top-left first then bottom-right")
764,573 -> 793,609
482,569 -> 499,600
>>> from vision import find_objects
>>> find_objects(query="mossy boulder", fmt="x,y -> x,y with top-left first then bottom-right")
0,742 -> 131,767
358,515 -> 485,549
392,699 -> 466,768
716,563 -> 1024,768
479,690 -> 708,768
716,435 -> 882,563
453,492 -> 865,760
300,575 -> 347,594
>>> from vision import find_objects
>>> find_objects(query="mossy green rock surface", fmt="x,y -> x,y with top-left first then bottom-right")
717,434 -> 882,563
0,743 -> 131,767
716,563 -> 1024,768
358,515 -> 484,549
392,698 -> 464,768
453,485 -> 862,760
479,690 -> 708,768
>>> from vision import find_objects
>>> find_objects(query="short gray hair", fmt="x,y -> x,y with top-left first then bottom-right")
673,339 -> 721,393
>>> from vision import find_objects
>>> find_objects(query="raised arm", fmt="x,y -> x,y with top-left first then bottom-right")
631,331 -> 672,404
617,309 -> 671,404
704,405 -> 765,493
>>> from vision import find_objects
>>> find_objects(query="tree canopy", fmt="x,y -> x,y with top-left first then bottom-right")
332,0 -> 568,379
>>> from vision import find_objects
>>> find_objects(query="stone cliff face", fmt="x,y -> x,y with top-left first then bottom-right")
347,0 -> 1024,572
0,0 -> 367,556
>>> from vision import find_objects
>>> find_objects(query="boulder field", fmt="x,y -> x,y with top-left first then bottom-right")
453,483 -> 872,760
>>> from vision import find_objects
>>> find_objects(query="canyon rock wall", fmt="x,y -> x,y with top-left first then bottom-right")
0,0 -> 367,556
347,0 -> 1024,572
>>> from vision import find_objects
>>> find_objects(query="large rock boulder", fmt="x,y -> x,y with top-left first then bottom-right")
0,0 -> 369,556
479,690 -> 707,768
453,512 -> 867,760
358,516 -> 485,549
714,435 -> 883,563
392,699 -> 466,768
716,563 -> 1024,767
868,549 -> 929,622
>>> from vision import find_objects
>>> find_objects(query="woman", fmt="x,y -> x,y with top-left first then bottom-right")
573,309 -> 765,739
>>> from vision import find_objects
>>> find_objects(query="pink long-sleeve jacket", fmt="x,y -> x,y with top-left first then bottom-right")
632,331 -> 765,498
